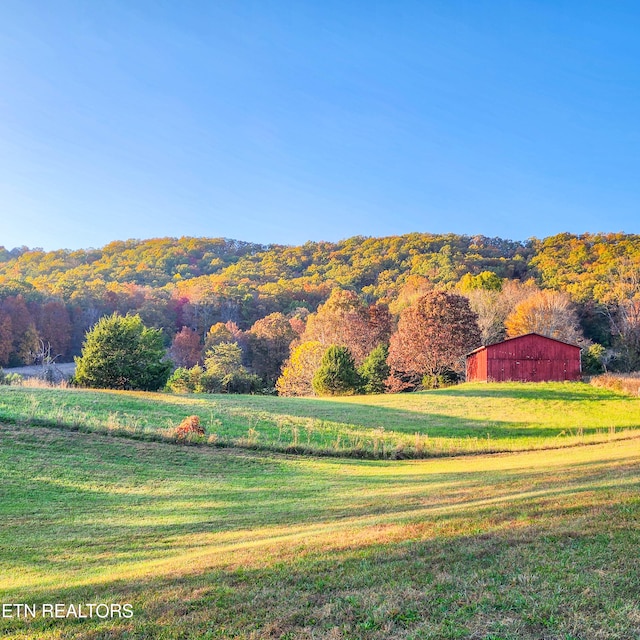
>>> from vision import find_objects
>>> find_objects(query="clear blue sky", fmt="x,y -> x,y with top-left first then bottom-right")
0,1 -> 638,250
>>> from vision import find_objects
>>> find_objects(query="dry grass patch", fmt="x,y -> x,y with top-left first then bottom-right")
591,372 -> 640,396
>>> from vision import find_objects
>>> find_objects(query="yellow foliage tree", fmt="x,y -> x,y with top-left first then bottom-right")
505,290 -> 584,345
275,341 -> 325,397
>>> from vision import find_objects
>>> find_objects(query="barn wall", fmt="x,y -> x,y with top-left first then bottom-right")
466,349 -> 487,382
485,334 -> 581,382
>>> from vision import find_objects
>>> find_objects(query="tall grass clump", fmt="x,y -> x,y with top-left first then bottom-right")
590,373 -> 640,396
18,377 -> 69,389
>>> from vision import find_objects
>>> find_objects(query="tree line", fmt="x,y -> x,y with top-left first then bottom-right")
1,232 -> 639,386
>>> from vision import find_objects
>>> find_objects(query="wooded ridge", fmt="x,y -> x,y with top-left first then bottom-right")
0,231 -> 638,372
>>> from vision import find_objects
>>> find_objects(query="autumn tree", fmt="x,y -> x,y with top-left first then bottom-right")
301,289 -> 391,365
609,299 -> 640,371
388,291 -> 481,389
204,321 -> 249,361
34,300 -> 72,359
0,295 -> 39,365
589,257 -> 640,371
505,290 -> 585,345
137,290 -> 179,341
169,326 -> 202,368
247,313 -> 296,386
276,341 -> 325,396
0,310 -> 12,366
74,313 -> 171,391
463,279 -> 539,346
204,322 -> 235,350
388,275 -> 433,316
287,307 -> 309,337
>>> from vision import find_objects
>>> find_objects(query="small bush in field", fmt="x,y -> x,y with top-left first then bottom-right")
422,369 -> 459,389
0,370 -> 23,386
175,415 -> 206,439
582,343 -> 606,375
166,365 -> 203,393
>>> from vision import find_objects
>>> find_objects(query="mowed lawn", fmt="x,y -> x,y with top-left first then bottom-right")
0,422 -> 639,639
0,382 -> 639,457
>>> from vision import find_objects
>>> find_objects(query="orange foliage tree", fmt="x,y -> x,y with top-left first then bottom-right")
301,289 -> 391,365
388,290 -> 481,389
169,326 -> 202,368
505,290 -> 584,345
248,313 -> 297,386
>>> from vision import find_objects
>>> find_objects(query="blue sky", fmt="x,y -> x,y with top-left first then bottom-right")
0,1 -> 638,250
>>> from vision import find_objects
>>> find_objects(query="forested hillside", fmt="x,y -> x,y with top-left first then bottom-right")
0,232 -> 638,375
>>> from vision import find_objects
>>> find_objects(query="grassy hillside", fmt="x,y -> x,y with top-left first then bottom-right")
1,421 -> 639,639
0,382 -> 639,457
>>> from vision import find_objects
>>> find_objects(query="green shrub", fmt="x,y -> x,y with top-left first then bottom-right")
4,373 -> 23,386
422,370 -> 459,389
582,343 -> 606,375
166,365 -> 203,393
198,370 -> 262,394
0,369 -> 23,386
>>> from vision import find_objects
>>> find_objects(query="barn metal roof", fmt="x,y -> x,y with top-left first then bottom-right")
465,332 -> 582,357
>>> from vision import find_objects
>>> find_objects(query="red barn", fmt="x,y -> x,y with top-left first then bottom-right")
466,333 -> 581,382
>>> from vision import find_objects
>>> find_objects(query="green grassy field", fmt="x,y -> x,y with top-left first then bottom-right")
1,418 -> 639,639
0,382 -> 639,457
1,383 -> 639,637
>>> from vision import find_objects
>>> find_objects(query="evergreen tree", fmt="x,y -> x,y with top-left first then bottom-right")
312,345 -> 361,396
358,344 -> 390,394
74,313 -> 171,391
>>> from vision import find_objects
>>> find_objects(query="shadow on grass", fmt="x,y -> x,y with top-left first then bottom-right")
2,482 -> 639,639
3,423 -> 640,614
3,384 -> 639,463
213,395 -> 527,433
